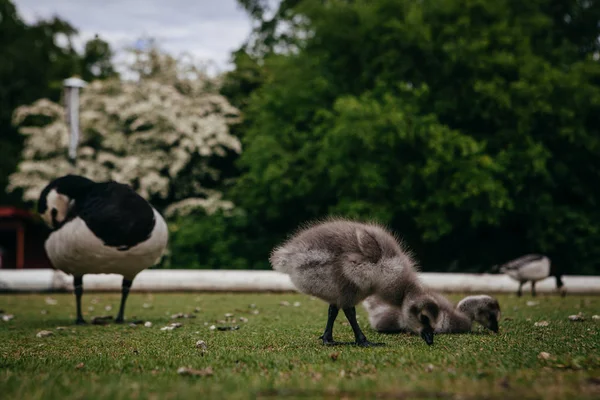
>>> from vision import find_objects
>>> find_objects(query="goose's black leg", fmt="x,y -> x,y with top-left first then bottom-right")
531,281 -> 537,297
319,304 -> 343,345
74,276 -> 86,325
517,282 -> 524,297
343,306 -> 385,347
115,278 -> 133,323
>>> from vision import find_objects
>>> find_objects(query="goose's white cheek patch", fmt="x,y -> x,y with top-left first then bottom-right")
43,189 -> 71,228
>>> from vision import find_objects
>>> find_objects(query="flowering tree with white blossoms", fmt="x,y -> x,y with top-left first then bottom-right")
9,48 -> 242,217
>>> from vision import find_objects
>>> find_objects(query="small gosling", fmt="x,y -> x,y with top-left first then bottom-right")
454,295 -> 501,333
363,293 -> 501,334
270,219 -> 440,346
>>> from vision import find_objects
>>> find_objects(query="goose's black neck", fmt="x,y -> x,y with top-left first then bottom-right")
52,175 -> 95,199
549,263 -> 564,288
555,274 -> 564,288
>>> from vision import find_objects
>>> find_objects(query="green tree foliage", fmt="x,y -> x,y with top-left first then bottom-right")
0,0 -> 117,204
236,0 -> 304,56
81,34 -> 118,82
220,49 -> 266,111
167,209 -> 274,270
173,0 -> 600,273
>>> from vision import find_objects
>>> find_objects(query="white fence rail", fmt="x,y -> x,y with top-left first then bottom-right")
1,269 -> 600,294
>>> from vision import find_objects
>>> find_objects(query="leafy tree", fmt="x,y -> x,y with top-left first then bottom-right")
236,0 -> 304,57
200,0 -> 600,273
0,0 -> 117,205
9,48 -> 241,219
81,34 -> 118,82
221,49 -> 266,111
167,208 -> 275,269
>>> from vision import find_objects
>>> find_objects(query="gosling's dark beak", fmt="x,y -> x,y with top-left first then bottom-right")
420,327 -> 434,346
489,316 -> 499,333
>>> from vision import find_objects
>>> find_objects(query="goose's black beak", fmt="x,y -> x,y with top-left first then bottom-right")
420,327 -> 434,346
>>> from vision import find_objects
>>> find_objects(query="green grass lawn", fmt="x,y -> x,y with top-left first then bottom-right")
1,292 -> 599,399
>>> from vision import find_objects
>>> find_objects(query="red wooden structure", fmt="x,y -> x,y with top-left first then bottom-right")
0,207 -> 52,269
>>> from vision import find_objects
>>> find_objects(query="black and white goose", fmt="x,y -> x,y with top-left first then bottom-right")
496,254 -> 565,297
37,174 -> 169,324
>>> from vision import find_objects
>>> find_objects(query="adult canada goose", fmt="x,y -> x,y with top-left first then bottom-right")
270,219 -> 441,346
37,175 -> 168,324
496,254 -> 565,297
363,293 -> 501,334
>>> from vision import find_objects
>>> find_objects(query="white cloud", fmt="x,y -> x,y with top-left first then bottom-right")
13,0 -> 253,75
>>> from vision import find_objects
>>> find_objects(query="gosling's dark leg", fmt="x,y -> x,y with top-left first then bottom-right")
74,276 -> 86,325
115,278 -> 133,323
343,306 -> 385,347
517,282 -> 524,297
531,281 -> 537,297
319,304 -> 341,345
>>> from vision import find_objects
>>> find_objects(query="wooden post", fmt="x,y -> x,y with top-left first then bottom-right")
16,222 -> 24,269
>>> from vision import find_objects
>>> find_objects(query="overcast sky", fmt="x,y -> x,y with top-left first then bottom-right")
14,0 -> 254,74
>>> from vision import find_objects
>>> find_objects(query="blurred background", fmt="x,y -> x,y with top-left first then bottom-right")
0,0 -> 599,275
